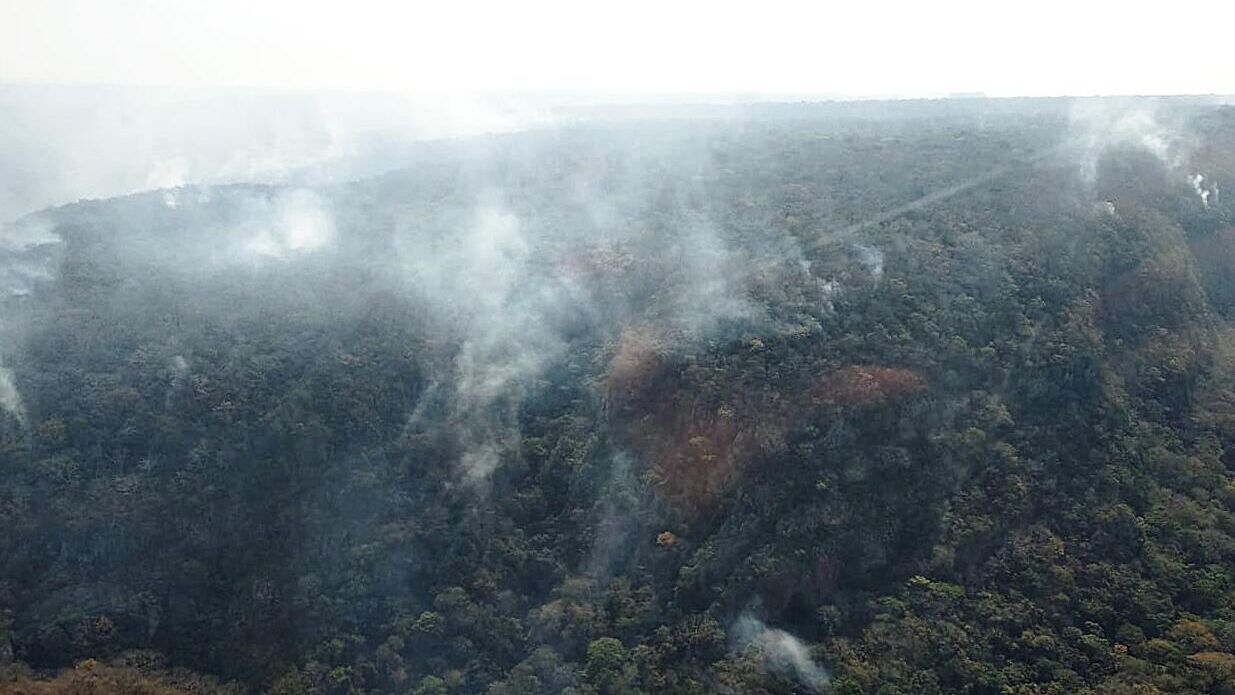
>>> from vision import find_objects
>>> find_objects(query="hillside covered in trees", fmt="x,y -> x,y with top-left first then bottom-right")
4,97 -> 1235,694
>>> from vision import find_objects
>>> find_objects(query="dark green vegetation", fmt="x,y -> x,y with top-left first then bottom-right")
4,98 -> 1235,693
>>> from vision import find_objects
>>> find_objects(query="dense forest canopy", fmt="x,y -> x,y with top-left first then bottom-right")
3,96 -> 1235,694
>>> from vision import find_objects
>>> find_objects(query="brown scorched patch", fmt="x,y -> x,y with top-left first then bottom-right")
605,327 -> 927,515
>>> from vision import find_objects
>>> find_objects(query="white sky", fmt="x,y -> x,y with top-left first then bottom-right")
1,0 -> 1233,97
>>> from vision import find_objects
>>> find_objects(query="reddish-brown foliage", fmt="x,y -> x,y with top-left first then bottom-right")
625,388 -> 792,513
604,329 -> 927,515
604,325 -> 666,412
811,365 -> 927,408
0,658 -> 238,695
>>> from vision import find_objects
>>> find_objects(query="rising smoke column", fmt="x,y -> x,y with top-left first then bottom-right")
0,360 -> 23,424
1068,98 -> 1192,183
1066,98 -> 1224,207
1189,173 -> 1218,208
731,614 -> 830,693
854,244 -> 884,279
0,217 -> 63,423
397,200 -> 585,483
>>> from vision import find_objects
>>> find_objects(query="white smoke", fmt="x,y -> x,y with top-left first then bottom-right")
398,201 -> 583,483
0,85 -> 557,226
0,218 -> 60,297
586,452 -> 641,580
0,217 -> 63,422
855,244 -> 884,278
665,220 -> 758,334
394,157 -> 763,483
1068,99 -> 1191,184
819,278 -> 841,312
241,189 -> 336,260
0,363 -> 24,424
0,218 -> 60,251
441,208 -> 543,470
160,355 -> 191,410
731,615 -> 830,693
1189,173 -> 1214,208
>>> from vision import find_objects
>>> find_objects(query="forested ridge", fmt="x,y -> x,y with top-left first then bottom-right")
4,98 -> 1235,694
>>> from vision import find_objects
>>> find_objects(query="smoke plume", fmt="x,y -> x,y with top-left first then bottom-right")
0,217 -> 62,422
1189,173 -> 1215,208
731,614 -> 830,692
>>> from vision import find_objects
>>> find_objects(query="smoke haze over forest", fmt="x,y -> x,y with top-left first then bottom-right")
4,3 -> 1235,694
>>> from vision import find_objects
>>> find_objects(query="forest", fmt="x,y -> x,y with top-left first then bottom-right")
3,97 -> 1235,694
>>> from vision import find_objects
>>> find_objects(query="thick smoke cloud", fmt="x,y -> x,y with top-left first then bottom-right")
0,85 -> 554,225
586,452 -> 642,580
387,125 -> 786,483
0,216 -> 62,422
94,187 -> 338,273
1188,173 -> 1219,208
731,614 -> 830,693
0,355 -> 23,423
395,199 -> 761,483
0,184 -> 339,422
1066,97 -> 1222,205
0,89 -> 780,484
854,243 -> 884,279
239,189 -> 336,260
398,201 -> 579,482
1068,98 -> 1191,181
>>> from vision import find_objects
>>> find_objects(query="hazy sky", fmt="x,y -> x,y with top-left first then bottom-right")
2,0 -> 1233,98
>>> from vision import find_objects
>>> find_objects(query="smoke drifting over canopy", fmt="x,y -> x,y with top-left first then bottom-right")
2,3 -> 1235,692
